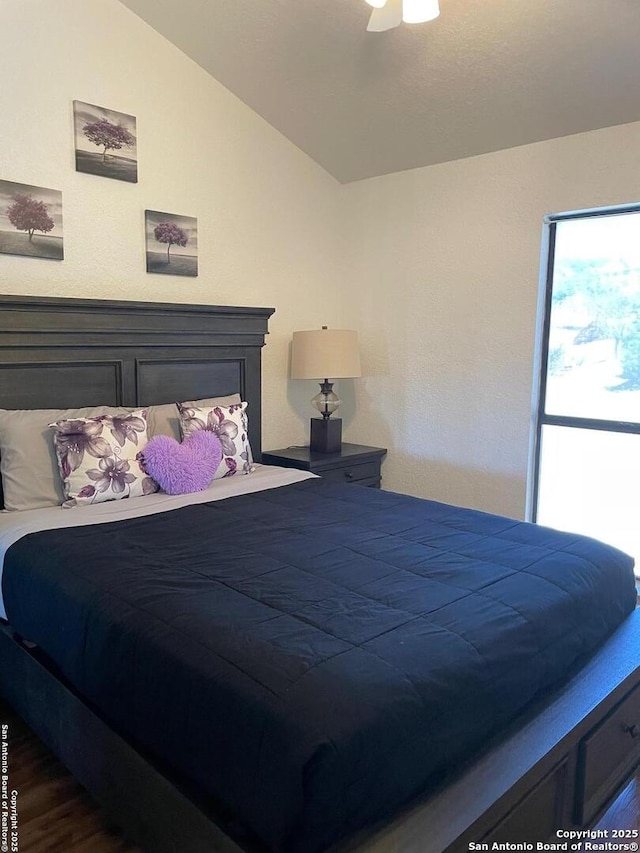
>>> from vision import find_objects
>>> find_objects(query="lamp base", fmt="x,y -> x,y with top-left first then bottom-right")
310,417 -> 342,454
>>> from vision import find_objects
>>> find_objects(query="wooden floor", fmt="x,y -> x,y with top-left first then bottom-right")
2,701 -> 139,852
1,700 -> 638,852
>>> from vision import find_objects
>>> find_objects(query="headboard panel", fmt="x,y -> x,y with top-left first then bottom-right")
0,295 -> 275,507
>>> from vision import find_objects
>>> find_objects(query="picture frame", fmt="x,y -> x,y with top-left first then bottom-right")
145,209 -> 198,277
73,100 -> 138,183
0,179 -> 63,260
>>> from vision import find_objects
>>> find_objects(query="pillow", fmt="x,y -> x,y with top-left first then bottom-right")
178,401 -> 252,478
141,431 -> 223,495
146,394 -> 241,442
49,410 -> 158,507
0,394 -> 241,512
0,405 -> 135,512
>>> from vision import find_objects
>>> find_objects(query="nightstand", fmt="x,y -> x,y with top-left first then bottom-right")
262,443 -> 387,489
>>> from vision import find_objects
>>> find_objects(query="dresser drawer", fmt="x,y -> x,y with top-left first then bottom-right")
575,683 -> 640,824
320,460 -> 381,485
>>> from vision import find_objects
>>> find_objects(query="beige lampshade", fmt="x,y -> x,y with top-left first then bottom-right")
290,328 -> 361,379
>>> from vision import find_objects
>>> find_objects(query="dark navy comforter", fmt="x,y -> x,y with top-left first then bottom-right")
3,479 -> 636,853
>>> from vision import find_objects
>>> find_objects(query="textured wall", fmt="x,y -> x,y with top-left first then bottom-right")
343,122 -> 640,517
3,2 -> 640,517
0,0 -> 344,451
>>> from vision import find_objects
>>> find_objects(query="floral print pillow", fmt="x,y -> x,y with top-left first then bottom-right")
177,401 -> 253,478
49,410 -> 158,507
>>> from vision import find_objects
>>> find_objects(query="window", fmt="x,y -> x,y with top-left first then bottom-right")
529,207 -> 640,568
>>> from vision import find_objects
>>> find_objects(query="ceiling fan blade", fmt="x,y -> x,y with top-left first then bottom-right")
367,0 -> 402,31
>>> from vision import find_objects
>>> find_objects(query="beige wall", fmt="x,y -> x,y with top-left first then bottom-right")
0,0 -> 344,451
342,123 -> 640,517
3,1 -> 640,517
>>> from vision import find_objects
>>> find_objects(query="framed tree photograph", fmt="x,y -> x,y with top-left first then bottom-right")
0,180 -> 63,260
145,210 -> 198,277
73,100 -> 137,183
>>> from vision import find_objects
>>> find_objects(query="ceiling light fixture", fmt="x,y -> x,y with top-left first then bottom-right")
366,0 -> 440,31
402,0 -> 440,24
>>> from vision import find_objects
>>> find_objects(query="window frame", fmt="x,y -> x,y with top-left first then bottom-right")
527,203 -> 640,523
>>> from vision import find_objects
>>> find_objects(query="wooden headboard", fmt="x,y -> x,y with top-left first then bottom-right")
0,295 -> 275,507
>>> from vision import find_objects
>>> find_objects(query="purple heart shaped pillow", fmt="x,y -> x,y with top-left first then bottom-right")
141,430 -> 223,495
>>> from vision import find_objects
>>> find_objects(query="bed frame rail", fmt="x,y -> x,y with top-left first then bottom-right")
1,613 -> 639,853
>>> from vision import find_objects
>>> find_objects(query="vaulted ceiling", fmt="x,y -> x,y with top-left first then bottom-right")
119,0 -> 640,183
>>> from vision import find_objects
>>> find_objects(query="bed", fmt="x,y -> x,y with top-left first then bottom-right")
0,294 -> 639,853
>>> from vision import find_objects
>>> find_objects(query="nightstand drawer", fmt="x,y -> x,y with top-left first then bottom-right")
575,682 -> 640,824
320,460 -> 380,484
262,444 -> 386,489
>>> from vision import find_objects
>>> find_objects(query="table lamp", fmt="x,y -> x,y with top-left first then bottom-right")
290,326 -> 361,453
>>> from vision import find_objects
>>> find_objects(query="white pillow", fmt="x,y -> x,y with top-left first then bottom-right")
178,401 -> 252,478
0,405 -> 133,511
0,394 -> 242,511
49,410 -> 158,507
145,394 -> 241,441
